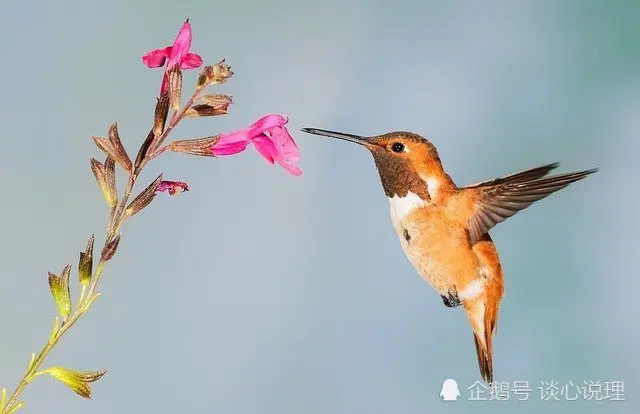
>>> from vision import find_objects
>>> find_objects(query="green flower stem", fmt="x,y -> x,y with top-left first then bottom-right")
1,86 -> 200,414
1,186 -> 129,414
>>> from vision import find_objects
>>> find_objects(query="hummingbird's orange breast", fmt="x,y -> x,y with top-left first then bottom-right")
389,193 -> 485,297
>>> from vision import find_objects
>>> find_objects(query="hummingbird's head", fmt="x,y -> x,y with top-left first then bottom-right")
301,128 -> 448,200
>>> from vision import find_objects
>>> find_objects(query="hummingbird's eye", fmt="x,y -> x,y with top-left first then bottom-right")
391,142 -> 405,153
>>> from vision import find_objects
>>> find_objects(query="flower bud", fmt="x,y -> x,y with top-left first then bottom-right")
197,59 -> 233,89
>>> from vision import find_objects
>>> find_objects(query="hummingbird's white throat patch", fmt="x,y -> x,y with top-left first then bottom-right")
419,174 -> 441,200
388,191 -> 428,226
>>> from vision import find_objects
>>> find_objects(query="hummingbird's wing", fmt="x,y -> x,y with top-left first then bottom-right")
465,162 -> 559,188
464,164 -> 597,244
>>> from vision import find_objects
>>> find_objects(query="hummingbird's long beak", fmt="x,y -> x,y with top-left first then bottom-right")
301,128 -> 371,147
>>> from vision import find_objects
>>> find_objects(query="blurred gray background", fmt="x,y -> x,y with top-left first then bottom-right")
0,0 -> 637,413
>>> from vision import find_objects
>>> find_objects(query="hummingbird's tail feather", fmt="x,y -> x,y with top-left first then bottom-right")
465,296 -> 498,384
472,330 -> 493,384
466,234 -> 504,384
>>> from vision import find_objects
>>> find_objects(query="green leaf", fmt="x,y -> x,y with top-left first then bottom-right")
5,402 -> 24,414
43,366 -> 106,399
48,265 -> 72,319
78,235 -> 95,286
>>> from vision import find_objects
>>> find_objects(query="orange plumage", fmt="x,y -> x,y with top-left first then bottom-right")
302,127 -> 596,383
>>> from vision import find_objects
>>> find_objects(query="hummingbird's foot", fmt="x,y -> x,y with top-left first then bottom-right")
441,287 -> 462,308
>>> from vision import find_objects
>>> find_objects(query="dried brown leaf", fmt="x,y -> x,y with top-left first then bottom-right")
90,158 -> 117,208
107,123 -> 133,172
103,157 -> 117,208
101,234 -> 121,262
185,104 -> 229,118
92,136 -> 113,157
200,94 -> 233,107
167,66 -> 183,112
134,129 -> 155,174
125,174 -> 163,217
169,136 -> 218,157
153,93 -> 170,137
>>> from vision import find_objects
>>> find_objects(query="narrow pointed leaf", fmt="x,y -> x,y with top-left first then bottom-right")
134,129 -> 156,174
48,265 -> 72,318
167,66 -> 183,112
107,123 -> 133,172
126,174 -> 163,217
153,93 -> 170,137
103,156 -> 117,208
6,401 -> 24,414
78,235 -> 95,286
90,158 -> 112,207
101,234 -> 121,262
92,136 -> 113,157
1,387 -> 7,411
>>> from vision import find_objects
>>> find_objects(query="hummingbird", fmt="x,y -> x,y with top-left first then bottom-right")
301,127 -> 597,383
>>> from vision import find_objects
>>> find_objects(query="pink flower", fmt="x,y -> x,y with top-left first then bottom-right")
156,181 -> 189,195
142,19 -> 203,93
211,115 -> 302,176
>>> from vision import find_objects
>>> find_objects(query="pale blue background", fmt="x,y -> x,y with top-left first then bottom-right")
0,1 -> 637,413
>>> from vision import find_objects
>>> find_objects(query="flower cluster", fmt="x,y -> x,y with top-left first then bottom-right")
142,19 -> 302,185
0,18 -> 301,414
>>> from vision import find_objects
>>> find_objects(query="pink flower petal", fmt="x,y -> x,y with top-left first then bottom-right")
156,180 -> 189,195
211,134 -> 252,156
180,53 -> 203,69
252,134 -> 277,164
245,114 -> 288,135
143,20 -> 203,94
167,20 -> 193,68
212,115 -> 302,176
142,46 -> 172,68
277,161 -> 303,176
270,126 -> 300,163
266,123 -> 302,175
213,115 -> 286,149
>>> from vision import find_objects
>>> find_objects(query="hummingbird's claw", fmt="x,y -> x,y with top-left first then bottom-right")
441,287 -> 462,308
